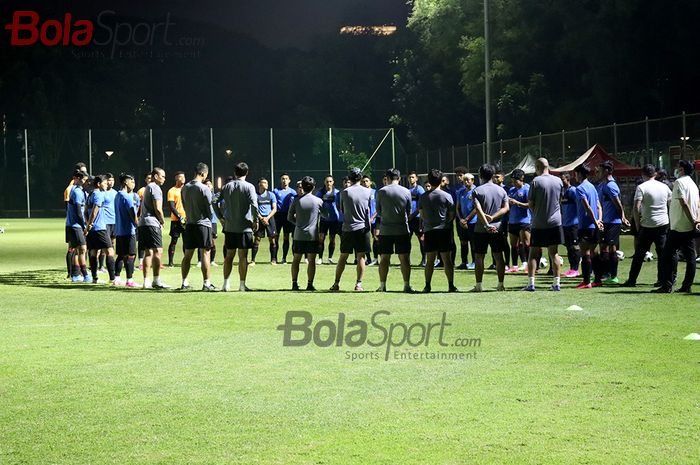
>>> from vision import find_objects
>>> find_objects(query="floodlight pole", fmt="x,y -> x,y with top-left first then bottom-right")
149,129 -> 154,172
210,128 -> 215,182
391,127 -> 396,168
88,128 -> 93,174
270,128 -> 275,189
329,128 -> 333,177
24,129 -> 30,218
484,0 -> 492,163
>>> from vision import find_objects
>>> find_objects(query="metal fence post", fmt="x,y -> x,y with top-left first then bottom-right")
538,132 -> 542,156
149,129 -> 154,172
391,128 -> 396,168
270,128 -> 275,189
482,142 -> 486,164
328,128 -> 333,177
209,128 -> 215,184
88,128 -> 92,174
562,130 -> 566,159
24,129 -> 30,218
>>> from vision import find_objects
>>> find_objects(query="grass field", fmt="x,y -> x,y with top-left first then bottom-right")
0,218 -> 699,464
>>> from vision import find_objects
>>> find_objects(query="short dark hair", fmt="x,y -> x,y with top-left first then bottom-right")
225,175 -> 234,183
105,172 -> 114,179
642,164 -> 656,178
454,166 -> 467,175
119,173 -> 134,184
258,177 -> 268,183
301,176 -> 315,193
92,175 -> 104,187
385,168 -> 400,181
428,168 -> 442,186
280,172 -> 289,178
144,172 -> 152,180
341,176 -> 349,182
561,172 -> 571,181
73,170 -> 87,179
361,174 -> 371,181
151,167 -> 164,178
325,175 -> 334,182
574,163 -> 591,177
74,162 -> 86,170
478,164 -> 495,182
195,162 -> 208,176
348,168 -> 363,183
600,161 -> 614,173
655,169 -> 668,181
511,169 -> 525,180
234,162 -> 249,178
408,170 -> 418,176
679,159 -> 694,176
175,171 -> 185,177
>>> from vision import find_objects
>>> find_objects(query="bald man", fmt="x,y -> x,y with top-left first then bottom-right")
524,158 -> 564,291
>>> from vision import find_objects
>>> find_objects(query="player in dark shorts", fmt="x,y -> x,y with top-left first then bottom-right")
113,173 -> 139,287
287,176 -> 324,290
178,163 -> 215,291
471,164 -> 510,292
138,167 -> 170,289
573,163 -> 604,289
523,158 -> 564,291
65,170 -> 90,282
316,175 -> 341,264
167,171 -> 186,267
85,175 -> 116,284
506,169 -> 532,272
213,162 -> 259,292
362,175 -> 379,266
330,168 -> 372,292
596,161 -> 631,285
560,172 -> 581,277
418,169 -> 457,293
99,173 -> 117,273
273,173 -> 297,264
407,171 -> 426,266
376,168 -> 414,293
251,177 -> 278,265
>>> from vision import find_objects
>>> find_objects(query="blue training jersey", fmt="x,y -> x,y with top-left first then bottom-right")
600,178 -> 622,224
317,188 -> 340,222
115,190 -> 137,237
273,187 -> 296,213
257,190 -> 277,217
575,179 -> 600,229
409,184 -> 425,217
508,184 -> 531,224
369,188 -> 377,224
87,190 -> 108,231
457,186 -> 478,224
561,185 -> 579,227
66,186 -> 86,228
102,189 -> 117,225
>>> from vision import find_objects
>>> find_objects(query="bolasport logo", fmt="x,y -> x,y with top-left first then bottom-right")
1,10 -> 203,58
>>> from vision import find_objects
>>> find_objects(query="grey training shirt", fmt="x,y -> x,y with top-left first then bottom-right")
181,179 -> 213,227
376,183 -> 411,235
418,188 -> 454,231
138,182 -> 163,228
216,179 -> 258,233
472,182 -> 508,233
529,173 -> 563,229
288,193 -> 324,241
340,183 -> 371,232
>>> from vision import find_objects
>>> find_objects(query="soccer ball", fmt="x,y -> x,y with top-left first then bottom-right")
0,227 -> 4,234
539,257 -> 549,268
643,251 -> 654,262
616,250 -> 625,260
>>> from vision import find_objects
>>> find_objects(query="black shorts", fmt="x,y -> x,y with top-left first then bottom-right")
320,220 -> 341,235
508,223 -> 531,235
106,224 -> 116,239
183,224 -> 213,250
601,223 -> 622,246
340,229 -> 370,254
371,220 -> 379,234
138,225 -> 163,250
292,240 -> 317,255
563,225 -> 579,247
169,220 -> 185,238
212,223 -> 218,239
530,227 -> 564,248
225,231 -> 254,250
424,229 -> 452,253
256,217 -> 277,238
116,235 -> 137,256
275,212 -> 293,236
578,227 -> 600,246
66,227 -> 86,248
87,229 -> 112,250
473,232 -> 507,255
378,234 -> 411,255
408,217 -> 421,235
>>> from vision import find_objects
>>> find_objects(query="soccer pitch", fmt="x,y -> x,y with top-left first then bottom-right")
1,219 -> 698,464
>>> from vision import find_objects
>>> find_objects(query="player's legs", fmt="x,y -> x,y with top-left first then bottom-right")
305,253 -> 317,287
439,249 -> 456,290
519,228 -> 531,268
378,254 -> 390,285
237,248 -> 249,285
103,247 -> 116,282
317,231 -> 327,261
328,232 -> 337,261
200,248 -> 212,284
423,251 -> 437,290
332,252 -> 350,288
269,235 -> 278,264
508,232 -> 520,269
291,253 -> 302,286
181,248 -> 196,287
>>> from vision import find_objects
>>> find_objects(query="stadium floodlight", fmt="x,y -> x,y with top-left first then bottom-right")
105,150 -> 114,159
225,149 -> 233,158
217,176 -> 222,189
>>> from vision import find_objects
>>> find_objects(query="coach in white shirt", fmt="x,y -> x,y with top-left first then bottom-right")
623,164 -> 671,287
653,160 -> 700,293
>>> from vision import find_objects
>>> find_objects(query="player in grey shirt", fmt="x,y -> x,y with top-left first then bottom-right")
376,168 -> 414,292
525,158 -> 564,291
213,162 -> 259,292
418,169 -> 456,293
287,176 -> 325,291
137,167 -> 169,289
179,162 -> 215,291
331,168 -> 372,291
471,164 -> 509,292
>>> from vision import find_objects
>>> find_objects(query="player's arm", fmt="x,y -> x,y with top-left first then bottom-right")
633,198 -> 642,230
248,186 -> 260,230
154,197 -> 165,225
287,199 -> 296,225
489,197 -> 509,223
168,200 -> 182,222
581,197 -> 603,230
269,194 -> 277,219
679,196 -> 699,226
86,204 -> 99,230
212,193 -> 224,220
611,191 -> 630,226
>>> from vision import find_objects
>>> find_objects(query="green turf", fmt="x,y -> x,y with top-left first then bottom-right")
0,219 -> 698,464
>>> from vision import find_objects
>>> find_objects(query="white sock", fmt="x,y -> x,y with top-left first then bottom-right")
240,280 -> 245,287
223,278 -> 230,288
498,281 -> 504,287
475,282 -> 483,291
204,279 -> 211,286
554,276 -> 561,286
127,278 -> 134,284
153,276 -> 161,285
182,278 -> 189,287
356,281 -> 362,286
529,277 -> 535,286
380,281 -> 386,288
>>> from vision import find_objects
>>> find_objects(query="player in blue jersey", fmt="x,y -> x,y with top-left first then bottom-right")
273,173 -> 297,264
64,163 -> 88,278
113,173 -> 139,287
596,161 -> 631,284
251,178 -> 278,265
97,173 -> 118,273
362,175 -> 379,266
560,172 -> 581,277
456,173 -> 478,270
66,170 -> 90,282
316,175 -> 341,265
85,175 -> 116,284
407,171 -> 426,266
573,164 -> 604,288
203,179 -> 219,267
506,169 -> 532,272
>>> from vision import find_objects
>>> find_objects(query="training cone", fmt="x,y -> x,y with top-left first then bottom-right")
566,305 -> 583,311
683,333 -> 700,341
